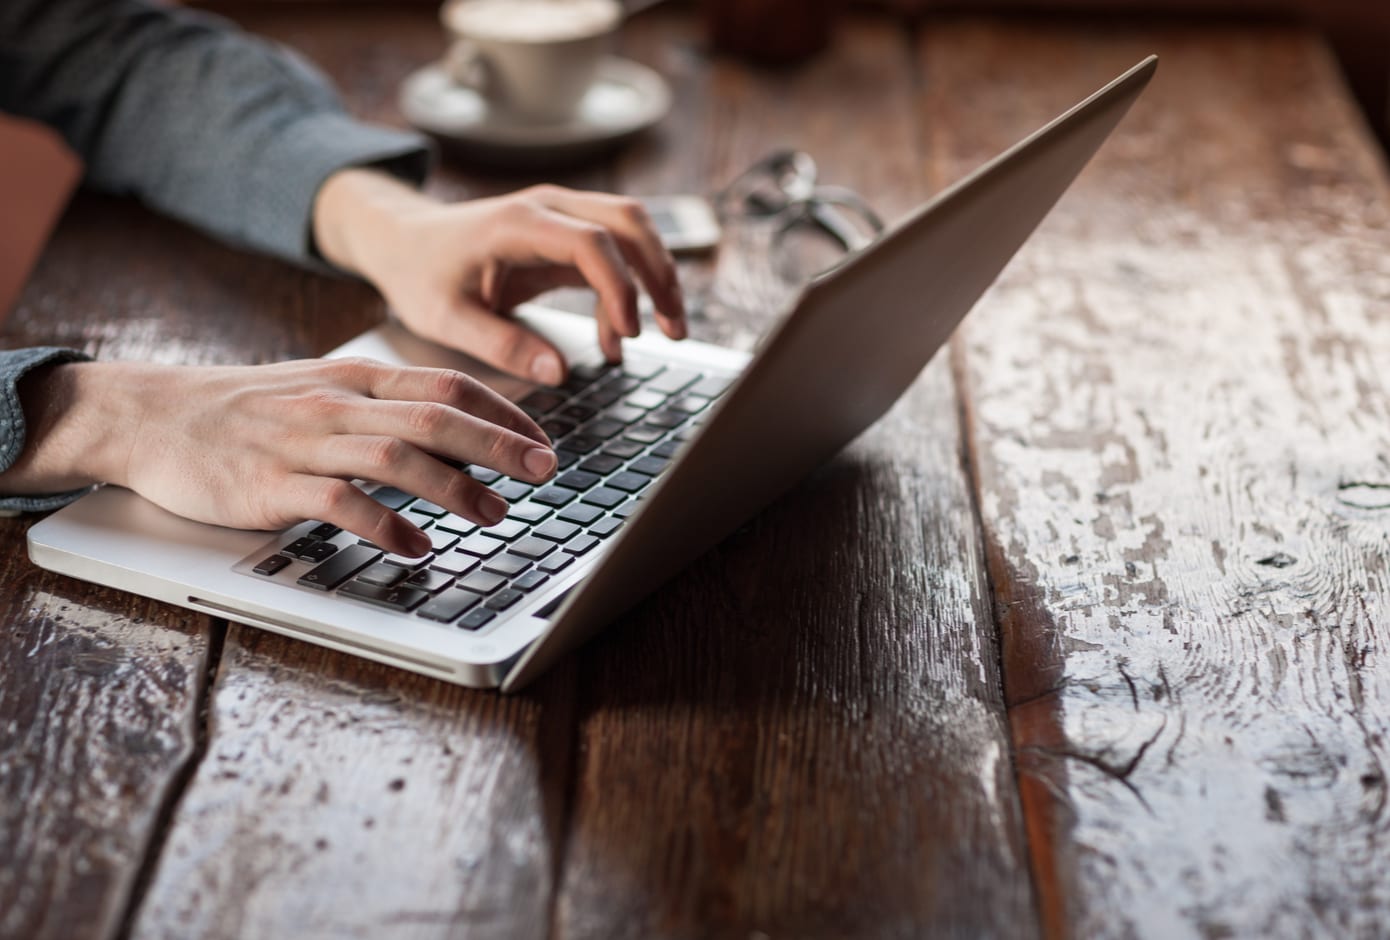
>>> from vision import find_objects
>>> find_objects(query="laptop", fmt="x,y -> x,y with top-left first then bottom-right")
27,57 -> 1156,692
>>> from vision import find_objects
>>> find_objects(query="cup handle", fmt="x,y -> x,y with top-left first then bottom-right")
444,39 -> 491,92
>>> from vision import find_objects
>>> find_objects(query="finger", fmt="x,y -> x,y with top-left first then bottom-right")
285,474 -> 432,557
428,299 -> 571,387
347,397 -> 558,484
499,207 -> 640,343
362,363 -> 548,446
530,189 -> 688,339
494,265 -> 590,311
306,435 -> 513,530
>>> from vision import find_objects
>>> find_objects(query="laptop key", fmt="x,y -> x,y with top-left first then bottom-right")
405,568 -> 454,592
458,608 -> 497,630
253,554 -> 291,576
508,501 -> 553,524
430,550 -> 479,576
584,418 -> 626,440
556,470 -> 602,491
582,487 -> 627,509
297,545 -> 381,591
283,537 -> 322,559
606,472 -> 650,494
519,390 -> 567,414
646,368 -> 701,395
513,570 -> 550,592
622,359 -> 664,380
563,434 -> 602,454
554,448 -> 581,470
338,580 -> 429,612
532,486 -> 579,508
652,440 -> 682,459
557,503 -> 604,525
579,386 -> 623,408
559,404 -> 597,423
382,551 -> 435,568
410,500 -> 447,517
300,540 -> 339,563
602,404 -> 646,425
601,375 -> 642,394
534,520 -> 582,542
422,527 -> 459,553
578,454 -> 624,476
629,456 -> 669,476
625,390 -> 667,410
307,522 -> 341,540
493,480 -> 534,502
458,570 -> 508,594
563,534 -> 601,555
538,553 -> 575,574
667,395 -> 709,415
644,409 -> 685,429
485,589 -> 525,612
483,554 -> 531,577
468,466 -> 502,485
367,485 -> 413,510
358,561 -> 408,587
480,518 -> 528,541
510,536 -> 556,560
689,375 -> 734,398
623,424 -> 666,445
602,439 -> 645,460
590,516 -> 624,538
540,418 -> 576,441
456,533 -> 506,558
417,588 -> 482,623
434,513 -> 478,535
613,500 -> 640,519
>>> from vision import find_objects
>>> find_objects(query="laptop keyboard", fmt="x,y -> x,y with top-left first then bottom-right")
245,357 -> 735,632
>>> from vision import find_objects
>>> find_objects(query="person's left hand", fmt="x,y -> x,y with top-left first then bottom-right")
314,171 -> 687,386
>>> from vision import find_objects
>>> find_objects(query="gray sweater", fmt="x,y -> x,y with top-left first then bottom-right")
0,0 -> 430,513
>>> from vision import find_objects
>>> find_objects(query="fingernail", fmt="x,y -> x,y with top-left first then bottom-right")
530,353 -> 563,386
523,446 -> 557,479
478,491 -> 508,524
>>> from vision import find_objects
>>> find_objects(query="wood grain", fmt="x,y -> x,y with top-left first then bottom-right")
924,19 -> 1390,938
550,12 -> 1036,939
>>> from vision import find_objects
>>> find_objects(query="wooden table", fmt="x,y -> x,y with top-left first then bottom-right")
4,5 -> 1389,938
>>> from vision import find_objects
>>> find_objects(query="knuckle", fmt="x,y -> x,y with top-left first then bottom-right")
365,436 -> 407,471
331,356 -> 379,385
485,425 -> 516,467
316,479 -> 358,517
431,369 -> 476,408
617,198 -> 649,225
438,468 -> 476,508
298,390 -> 347,421
525,183 -> 561,202
406,401 -> 449,437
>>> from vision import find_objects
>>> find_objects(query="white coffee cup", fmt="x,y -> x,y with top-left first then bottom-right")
441,0 -> 623,124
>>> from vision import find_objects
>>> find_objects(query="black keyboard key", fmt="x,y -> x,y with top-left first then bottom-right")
582,487 -> 627,509
564,433 -> 602,454
578,386 -> 623,408
556,470 -> 602,491
458,608 -> 497,630
564,534 -> 601,555
430,550 -> 479,576
456,533 -> 506,558
283,536 -> 322,560
253,554 -> 291,576
571,361 -> 613,383
513,570 -> 550,592
613,501 -> 640,519
480,518 -> 528,541
368,486 -> 413,510
423,526 -> 459,553
644,409 -> 685,429
417,588 -> 482,623
406,568 -> 454,592
307,522 -> 341,540
485,589 -> 525,612
510,536 -> 556,560
584,418 -> 626,440
667,395 -> 709,415
647,368 -> 701,394
540,418 -> 577,441
554,448 -> 581,470
559,403 -> 597,422
606,471 -> 650,494
590,516 -> 624,538
483,554 -> 531,577
622,359 -> 664,380
652,440 -> 682,459
538,553 -> 575,574
629,456 -> 669,476
601,375 -> 642,394
578,454 -> 625,476
534,519 -> 582,542
358,561 -> 408,587
689,375 -> 735,398
603,439 -> 645,459
623,424 -> 666,445
339,580 -> 429,611
459,570 -> 508,594
508,501 -> 553,524
468,466 -> 502,485
603,404 -> 646,425
557,503 -> 604,525
520,390 -> 568,414
532,486 -> 579,507
493,480 -> 534,502
296,545 -> 381,591
300,540 -> 339,563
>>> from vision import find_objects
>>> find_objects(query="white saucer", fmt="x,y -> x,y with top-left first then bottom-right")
398,56 -> 671,167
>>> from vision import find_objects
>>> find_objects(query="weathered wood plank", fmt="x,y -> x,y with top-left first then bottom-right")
926,20 -> 1390,938
130,8 -> 591,938
552,13 -> 1037,939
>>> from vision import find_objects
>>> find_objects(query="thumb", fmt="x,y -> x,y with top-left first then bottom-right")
432,300 -> 568,386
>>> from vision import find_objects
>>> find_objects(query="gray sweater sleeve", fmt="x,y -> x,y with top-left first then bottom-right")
0,0 -> 433,512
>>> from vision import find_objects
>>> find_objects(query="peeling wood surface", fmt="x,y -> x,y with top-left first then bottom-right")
926,19 -> 1390,939
5,6 -> 1389,940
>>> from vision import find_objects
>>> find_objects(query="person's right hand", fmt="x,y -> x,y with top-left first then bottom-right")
0,357 -> 556,557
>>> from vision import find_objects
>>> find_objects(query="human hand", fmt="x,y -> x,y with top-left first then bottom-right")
313,170 -> 687,386
0,358 -> 555,556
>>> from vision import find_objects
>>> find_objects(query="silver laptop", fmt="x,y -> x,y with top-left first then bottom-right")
27,57 -> 1156,692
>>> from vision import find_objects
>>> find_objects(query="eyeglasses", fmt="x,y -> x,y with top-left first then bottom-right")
712,149 -> 886,254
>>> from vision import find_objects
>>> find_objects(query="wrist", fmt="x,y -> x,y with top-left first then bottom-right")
312,168 -> 436,282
